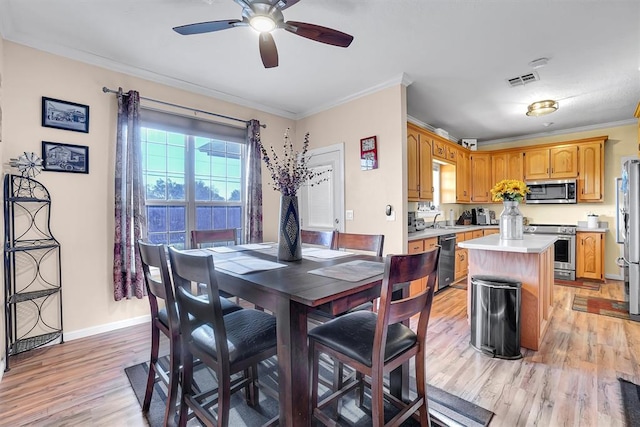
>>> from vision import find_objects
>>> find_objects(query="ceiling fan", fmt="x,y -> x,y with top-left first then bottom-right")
173,0 -> 354,68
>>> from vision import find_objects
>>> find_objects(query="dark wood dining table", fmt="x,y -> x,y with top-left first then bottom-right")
189,244 -> 409,427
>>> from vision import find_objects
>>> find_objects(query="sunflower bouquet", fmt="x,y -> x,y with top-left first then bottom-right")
490,179 -> 530,202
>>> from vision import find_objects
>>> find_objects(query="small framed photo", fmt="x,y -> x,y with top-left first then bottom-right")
42,141 -> 89,174
42,97 -> 90,133
360,136 -> 378,170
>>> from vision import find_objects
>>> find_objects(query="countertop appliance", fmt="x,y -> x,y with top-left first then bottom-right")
524,224 -> 577,281
525,179 -> 577,204
472,208 -> 489,225
620,160 -> 640,321
408,211 -> 416,233
437,234 -> 456,291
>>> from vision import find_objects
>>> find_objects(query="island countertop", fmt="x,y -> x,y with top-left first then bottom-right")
458,234 -> 557,253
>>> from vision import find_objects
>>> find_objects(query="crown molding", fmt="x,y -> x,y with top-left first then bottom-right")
481,118 -> 637,145
297,73 -> 414,119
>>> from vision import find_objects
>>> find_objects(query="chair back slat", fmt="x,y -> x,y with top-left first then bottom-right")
301,229 -> 336,248
191,228 -> 238,249
138,240 -> 176,323
332,232 -> 384,256
373,247 -> 440,362
168,248 -> 229,349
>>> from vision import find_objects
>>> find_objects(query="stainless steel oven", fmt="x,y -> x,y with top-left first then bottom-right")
524,224 -> 577,281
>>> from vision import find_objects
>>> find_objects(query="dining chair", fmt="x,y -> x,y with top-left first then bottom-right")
301,229 -> 336,248
168,246 -> 278,427
332,231 -> 385,256
191,228 -> 239,301
137,240 -> 242,427
308,247 -> 440,427
190,228 -> 239,249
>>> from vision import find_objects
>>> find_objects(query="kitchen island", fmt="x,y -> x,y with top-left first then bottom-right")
458,234 -> 557,351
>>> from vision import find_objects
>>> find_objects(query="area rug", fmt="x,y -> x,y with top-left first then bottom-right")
619,377 -> 640,426
555,279 -> 601,291
572,295 -> 630,320
125,356 -> 493,427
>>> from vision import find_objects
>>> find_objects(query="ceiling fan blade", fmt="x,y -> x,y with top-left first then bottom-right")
285,21 -> 353,47
259,32 -> 279,68
173,20 -> 243,35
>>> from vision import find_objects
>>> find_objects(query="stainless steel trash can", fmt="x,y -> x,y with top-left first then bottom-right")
470,275 -> 522,360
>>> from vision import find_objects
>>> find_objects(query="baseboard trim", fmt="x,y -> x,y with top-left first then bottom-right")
0,357 -> 5,382
64,315 -> 150,342
605,273 -> 624,281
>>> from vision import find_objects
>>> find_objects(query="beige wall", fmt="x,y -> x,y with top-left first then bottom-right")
296,85 -> 407,255
476,124 -> 638,278
1,42 -> 294,351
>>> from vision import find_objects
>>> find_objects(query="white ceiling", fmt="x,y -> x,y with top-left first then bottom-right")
1,0 -> 639,144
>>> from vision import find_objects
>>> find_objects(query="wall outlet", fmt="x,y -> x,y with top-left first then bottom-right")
346,210 -> 354,220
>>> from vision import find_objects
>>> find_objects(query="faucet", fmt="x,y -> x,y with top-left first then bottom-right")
432,213 -> 440,228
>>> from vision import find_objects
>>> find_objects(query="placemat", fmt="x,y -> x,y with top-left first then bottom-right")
302,247 -> 354,259
308,260 -> 384,282
207,243 -> 272,253
215,256 -> 286,274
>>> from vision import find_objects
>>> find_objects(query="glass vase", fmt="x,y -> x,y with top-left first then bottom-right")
278,195 -> 302,261
500,201 -> 523,240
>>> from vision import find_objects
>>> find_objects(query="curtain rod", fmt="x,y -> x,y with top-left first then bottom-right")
102,86 -> 266,128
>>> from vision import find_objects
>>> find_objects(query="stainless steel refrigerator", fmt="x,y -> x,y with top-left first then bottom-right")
621,159 -> 640,320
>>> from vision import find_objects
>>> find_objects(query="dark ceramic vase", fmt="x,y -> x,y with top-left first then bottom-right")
278,195 -> 302,261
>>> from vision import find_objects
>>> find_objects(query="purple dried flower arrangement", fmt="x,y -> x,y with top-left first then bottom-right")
258,129 -> 330,197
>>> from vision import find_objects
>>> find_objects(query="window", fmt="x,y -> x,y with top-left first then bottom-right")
140,109 -> 246,248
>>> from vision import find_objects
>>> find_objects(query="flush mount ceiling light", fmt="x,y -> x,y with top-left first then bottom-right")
249,15 -> 276,32
526,100 -> 558,117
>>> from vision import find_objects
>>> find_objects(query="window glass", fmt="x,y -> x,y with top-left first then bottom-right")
141,112 -> 245,249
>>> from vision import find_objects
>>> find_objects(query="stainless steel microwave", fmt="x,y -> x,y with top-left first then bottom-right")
525,179 -> 577,204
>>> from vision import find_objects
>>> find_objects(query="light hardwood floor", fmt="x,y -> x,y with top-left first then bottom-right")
0,280 -> 638,426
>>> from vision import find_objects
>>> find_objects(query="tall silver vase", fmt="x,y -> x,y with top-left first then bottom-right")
278,195 -> 302,261
500,201 -> 524,240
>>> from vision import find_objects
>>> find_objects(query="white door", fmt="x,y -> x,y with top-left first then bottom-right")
300,143 -> 345,232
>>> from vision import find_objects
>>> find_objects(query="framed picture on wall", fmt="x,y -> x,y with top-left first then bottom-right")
360,136 -> 378,170
42,141 -> 89,174
42,97 -> 90,133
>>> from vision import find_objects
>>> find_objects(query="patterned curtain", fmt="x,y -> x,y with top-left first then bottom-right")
113,88 -> 146,300
244,119 -> 263,243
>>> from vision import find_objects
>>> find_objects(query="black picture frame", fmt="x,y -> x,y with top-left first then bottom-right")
42,97 -> 90,133
42,141 -> 90,174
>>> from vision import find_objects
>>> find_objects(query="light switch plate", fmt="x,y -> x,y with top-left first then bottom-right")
346,210 -> 354,220
386,211 -> 396,221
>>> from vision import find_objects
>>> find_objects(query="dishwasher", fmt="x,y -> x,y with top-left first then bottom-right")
437,233 -> 456,291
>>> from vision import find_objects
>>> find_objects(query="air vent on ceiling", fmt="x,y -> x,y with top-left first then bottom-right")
506,71 -> 539,87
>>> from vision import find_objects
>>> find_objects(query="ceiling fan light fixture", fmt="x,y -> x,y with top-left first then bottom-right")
250,15 -> 276,32
526,100 -> 558,117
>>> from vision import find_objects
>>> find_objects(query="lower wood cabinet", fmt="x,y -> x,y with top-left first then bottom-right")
408,237 -> 438,296
576,231 -> 605,280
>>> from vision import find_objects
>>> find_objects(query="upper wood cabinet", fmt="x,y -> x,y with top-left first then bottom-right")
470,152 -> 492,202
492,151 -> 524,184
578,142 -> 603,202
576,232 -> 604,280
407,124 -> 433,201
456,150 -> 471,203
524,146 -> 578,180
432,138 -> 448,161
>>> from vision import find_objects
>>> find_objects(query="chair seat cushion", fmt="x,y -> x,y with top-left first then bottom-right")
308,311 -> 416,367
158,296 -> 242,328
191,309 -> 277,364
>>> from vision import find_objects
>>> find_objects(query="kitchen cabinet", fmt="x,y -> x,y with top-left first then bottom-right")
408,237 -> 438,296
453,230 -> 483,281
470,152 -> 492,202
483,228 -> 500,236
578,142 -> 603,202
407,124 -> 434,201
492,151 -> 524,184
524,146 -> 578,180
576,232 -> 605,280
456,150 -> 471,203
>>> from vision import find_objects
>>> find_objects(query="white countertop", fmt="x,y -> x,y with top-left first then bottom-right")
458,234 -> 557,254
